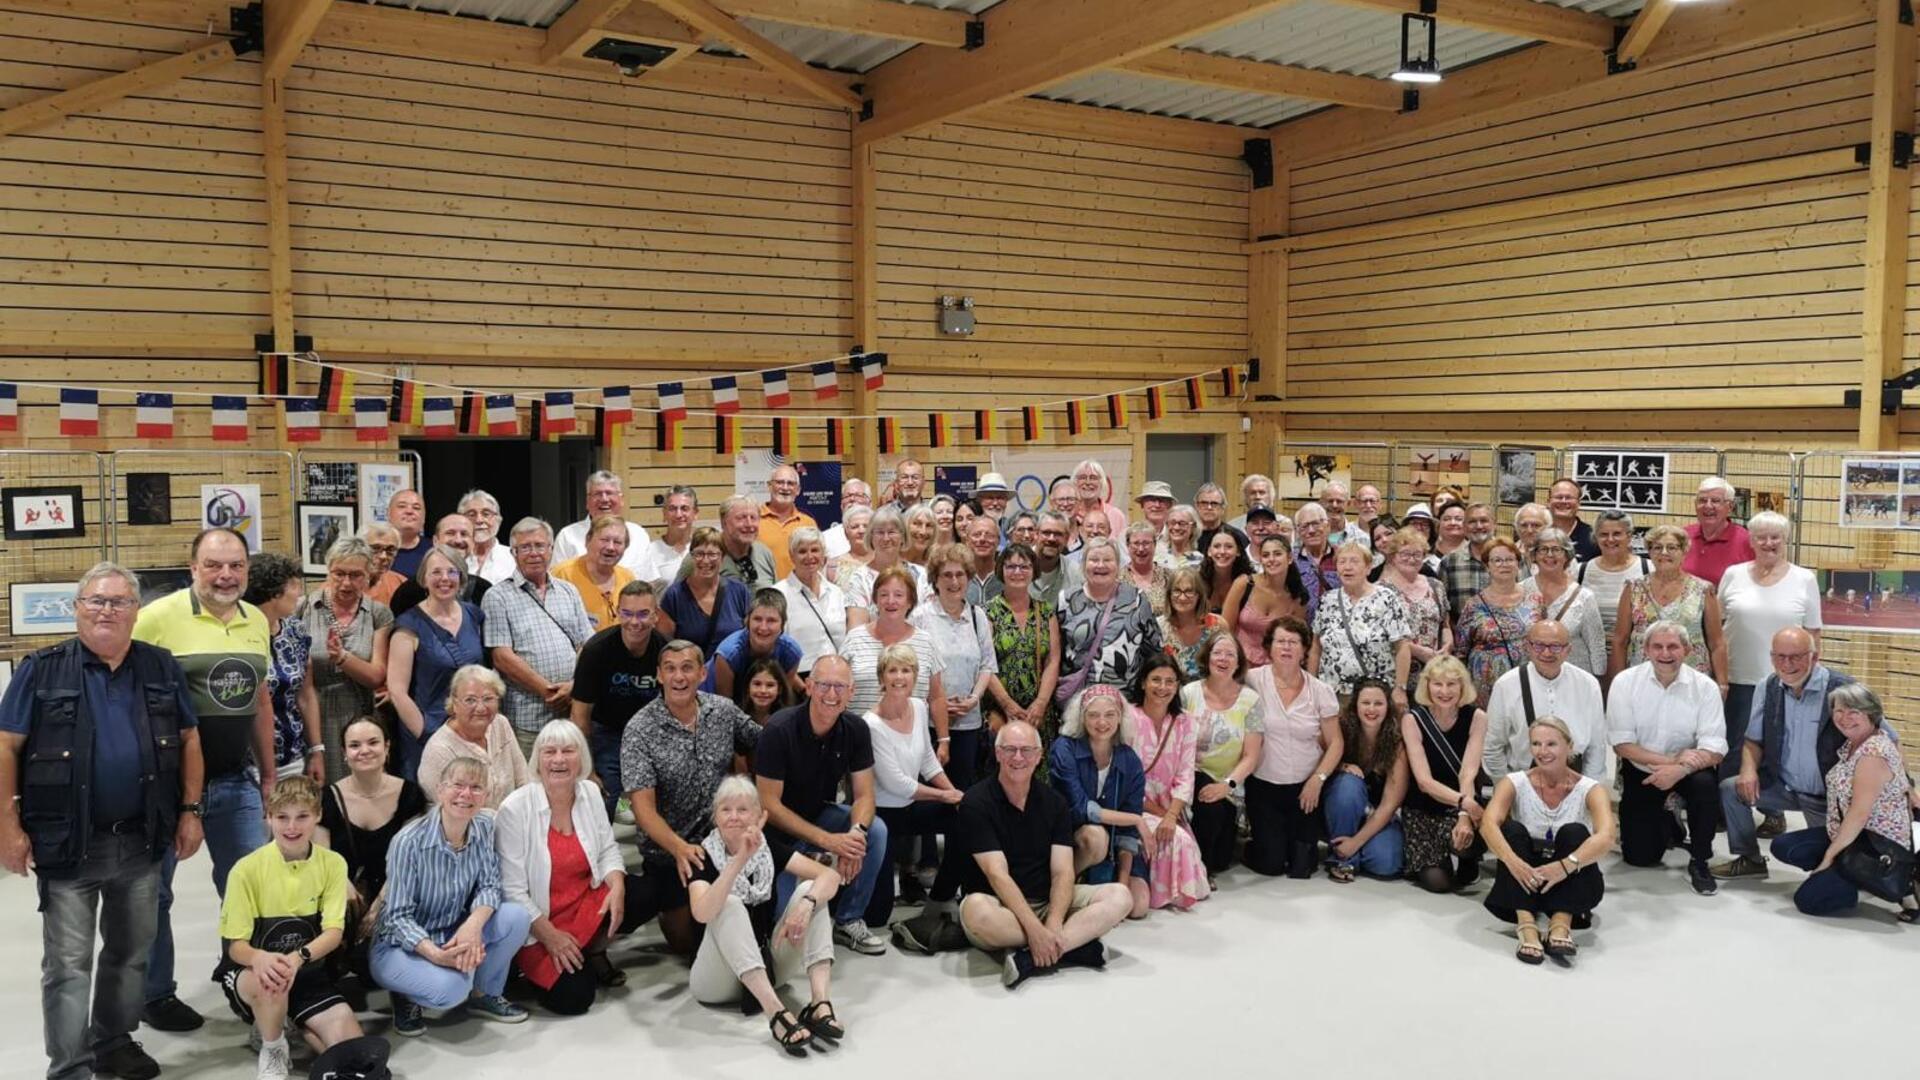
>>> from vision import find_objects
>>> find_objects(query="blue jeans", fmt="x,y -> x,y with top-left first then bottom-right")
1719,778 -> 1827,859
39,832 -> 161,1080
145,772 -> 266,1003
775,804 -> 889,928
369,903 -> 533,1007
589,724 -> 624,819
1322,772 -> 1404,876
1772,827 -> 1860,916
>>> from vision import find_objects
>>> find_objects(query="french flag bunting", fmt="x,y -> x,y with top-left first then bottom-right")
710,376 -> 740,416
422,397 -> 456,437
283,398 -> 321,442
210,395 -> 249,441
0,383 -> 17,432
602,386 -> 633,425
485,394 -> 518,436
762,371 -> 790,409
354,397 -> 389,442
59,388 -> 99,437
136,392 -> 175,439
811,361 -> 839,401
543,391 -> 576,433
657,382 -> 687,421
858,352 -> 887,391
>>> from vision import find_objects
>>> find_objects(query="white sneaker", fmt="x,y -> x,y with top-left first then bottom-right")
833,920 -> 888,955
257,1038 -> 292,1080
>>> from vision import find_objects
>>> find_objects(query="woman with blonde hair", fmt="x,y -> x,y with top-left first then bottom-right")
1609,523 -> 1728,692
1480,716 -> 1614,964
1399,656 -> 1488,894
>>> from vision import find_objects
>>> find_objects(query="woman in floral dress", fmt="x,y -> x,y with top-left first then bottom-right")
1453,537 -> 1536,706
986,543 -> 1062,753
1126,654 -> 1210,912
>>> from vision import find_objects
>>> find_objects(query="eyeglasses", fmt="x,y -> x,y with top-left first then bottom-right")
1529,641 -> 1569,653
617,609 -> 656,622
810,681 -> 851,694
366,544 -> 398,555
513,542 -> 552,554
1770,651 -> 1812,662
463,508 -> 500,519
998,744 -> 1041,758
445,782 -> 487,795
78,595 -> 137,613
456,694 -> 500,708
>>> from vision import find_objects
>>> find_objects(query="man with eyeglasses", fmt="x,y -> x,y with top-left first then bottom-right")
1712,627 -> 1894,881
639,485 -> 698,588
130,527 -> 277,1035
551,470 -> 652,576
886,458 -> 927,513
1352,484 -> 1385,538
458,489 -> 515,585
1439,502 -> 1497,619
954,721 -> 1130,989
820,478 -> 871,563
679,496 -> 776,591
572,581 -> 665,817
1,562 -> 205,1080
1030,512 -> 1084,608
481,517 -> 595,758
1682,476 -> 1754,586
754,656 -> 891,955
1482,621 -> 1606,782
757,464 -> 817,580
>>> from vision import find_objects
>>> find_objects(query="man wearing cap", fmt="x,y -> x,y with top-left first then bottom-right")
1135,481 -> 1175,537
975,473 -> 1015,541
1244,506 -> 1283,549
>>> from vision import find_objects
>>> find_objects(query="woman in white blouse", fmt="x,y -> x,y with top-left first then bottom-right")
777,527 -> 848,677
1523,528 -> 1606,676
496,720 -> 626,1014
1574,510 -> 1646,678
863,645 -> 964,915
1716,511 -> 1822,803
911,543 -> 997,791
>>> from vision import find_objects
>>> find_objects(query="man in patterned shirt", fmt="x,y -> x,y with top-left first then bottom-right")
620,640 -> 760,955
1439,502 -> 1497,619
480,518 -> 594,758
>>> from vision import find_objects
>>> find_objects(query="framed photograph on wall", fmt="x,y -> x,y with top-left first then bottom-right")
3,485 -> 86,540
126,473 -> 173,526
301,461 -> 359,505
359,463 -> 412,527
9,582 -> 77,636
298,504 -> 355,575
200,483 -> 263,552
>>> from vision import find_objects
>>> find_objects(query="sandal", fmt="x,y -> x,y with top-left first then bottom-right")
769,1010 -> 811,1057
587,953 -> 627,988
799,1000 -> 845,1041
1514,924 -> 1545,966
1545,928 -> 1577,958
1327,864 -> 1355,884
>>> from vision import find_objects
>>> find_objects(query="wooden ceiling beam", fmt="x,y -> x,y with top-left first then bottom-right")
650,0 -> 863,110
1614,0 -> 1680,68
1117,48 -> 1403,111
261,0 -> 332,82
0,35 -> 243,139
856,0 -> 1299,145
542,0 -> 638,63
1329,0 -> 1617,52
719,0 -> 973,48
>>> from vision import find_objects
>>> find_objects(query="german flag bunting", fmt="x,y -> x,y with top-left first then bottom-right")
657,413 -> 685,453
1021,405 -> 1044,442
315,367 -> 354,414
771,417 -> 794,458
714,415 -> 738,456
1220,364 -> 1243,398
825,417 -> 846,456
460,392 -> 485,436
389,378 -> 423,427
973,409 -> 996,442
1185,377 -> 1207,410
1065,400 -> 1085,437
1145,386 -> 1165,421
876,415 -> 899,455
1106,393 -> 1129,428
258,354 -> 290,397
927,413 -> 951,449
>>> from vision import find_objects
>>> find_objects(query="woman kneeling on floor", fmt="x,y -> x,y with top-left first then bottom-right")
1479,717 -> 1614,964
688,775 -> 847,1056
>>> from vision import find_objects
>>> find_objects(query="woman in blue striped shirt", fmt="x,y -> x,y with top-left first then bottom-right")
370,756 -> 534,1037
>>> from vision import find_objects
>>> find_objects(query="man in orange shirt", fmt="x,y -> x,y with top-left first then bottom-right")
758,464 -> 817,580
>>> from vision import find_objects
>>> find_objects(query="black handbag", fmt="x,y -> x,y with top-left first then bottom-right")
1835,830 -> 1916,903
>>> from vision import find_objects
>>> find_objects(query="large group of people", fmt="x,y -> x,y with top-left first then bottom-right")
2,461 -> 1915,1078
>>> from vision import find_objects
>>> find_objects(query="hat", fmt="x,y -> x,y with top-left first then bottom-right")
1245,506 -> 1278,523
974,472 -> 1013,495
1135,480 -> 1175,503
309,1036 -> 391,1080
1403,503 -> 1434,522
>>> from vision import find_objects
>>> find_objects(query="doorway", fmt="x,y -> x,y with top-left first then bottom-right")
1146,434 -> 1213,503
400,436 -> 597,527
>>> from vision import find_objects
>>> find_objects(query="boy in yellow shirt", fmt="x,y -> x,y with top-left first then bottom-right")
219,777 -> 368,1079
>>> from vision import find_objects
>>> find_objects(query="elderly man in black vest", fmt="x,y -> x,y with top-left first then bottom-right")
0,562 -> 205,1080
1712,627 -> 1894,881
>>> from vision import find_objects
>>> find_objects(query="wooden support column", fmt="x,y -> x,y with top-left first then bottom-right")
1246,137 -> 1286,482
849,138 -> 880,486
262,74 -> 295,354
1858,0 -> 1917,450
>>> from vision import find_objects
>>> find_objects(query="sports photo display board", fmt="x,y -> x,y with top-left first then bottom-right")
1570,451 -> 1668,513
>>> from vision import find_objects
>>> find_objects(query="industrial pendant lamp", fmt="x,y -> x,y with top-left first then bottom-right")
1392,11 -> 1441,84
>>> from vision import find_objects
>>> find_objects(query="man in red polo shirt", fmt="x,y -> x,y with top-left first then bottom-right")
1683,476 -> 1754,585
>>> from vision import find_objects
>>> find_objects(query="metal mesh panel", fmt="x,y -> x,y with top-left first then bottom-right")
1796,450 -> 1920,764
0,450 -> 108,661
107,449 -> 295,577
293,450 -> 423,507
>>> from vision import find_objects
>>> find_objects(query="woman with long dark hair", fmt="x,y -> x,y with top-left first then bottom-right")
1323,679 -> 1409,882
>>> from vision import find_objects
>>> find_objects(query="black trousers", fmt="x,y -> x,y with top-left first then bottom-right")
1619,763 -> 1718,866
867,802 -> 962,925
1188,772 -> 1240,875
1484,821 -> 1605,921
1244,776 -> 1319,879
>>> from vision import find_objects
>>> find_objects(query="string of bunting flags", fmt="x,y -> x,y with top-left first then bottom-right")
0,350 -> 1248,452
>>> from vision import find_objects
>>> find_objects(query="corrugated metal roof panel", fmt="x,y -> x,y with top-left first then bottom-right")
367,0 -> 572,27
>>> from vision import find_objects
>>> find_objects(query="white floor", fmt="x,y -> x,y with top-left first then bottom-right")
3,826 -> 1914,1080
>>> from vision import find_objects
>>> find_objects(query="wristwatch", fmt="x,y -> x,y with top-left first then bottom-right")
178,802 -> 203,817
1564,853 -> 1581,870
1315,772 -> 1329,783
297,945 -> 314,964
1225,777 -> 1240,792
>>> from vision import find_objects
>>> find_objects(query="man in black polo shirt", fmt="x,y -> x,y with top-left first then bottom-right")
754,655 -> 890,956
571,580 -> 664,816
956,720 -> 1131,989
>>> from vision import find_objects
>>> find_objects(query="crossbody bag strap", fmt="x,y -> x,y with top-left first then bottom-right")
1413,705 -> 1464,777
795,584 -> 841,655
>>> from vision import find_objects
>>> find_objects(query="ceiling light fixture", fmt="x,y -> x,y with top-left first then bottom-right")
1392,12 -> 1442,84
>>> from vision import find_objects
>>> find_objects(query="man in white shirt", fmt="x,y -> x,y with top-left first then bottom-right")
1483,621 -> 1605,782
459,488 -> 516,584
638,485 -> 697,587
820,478 -> 872,561
551,470 -> 651,574
1605,620 -> 1727,896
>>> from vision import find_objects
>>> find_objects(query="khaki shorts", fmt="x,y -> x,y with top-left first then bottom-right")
961,884 -> 1107,951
